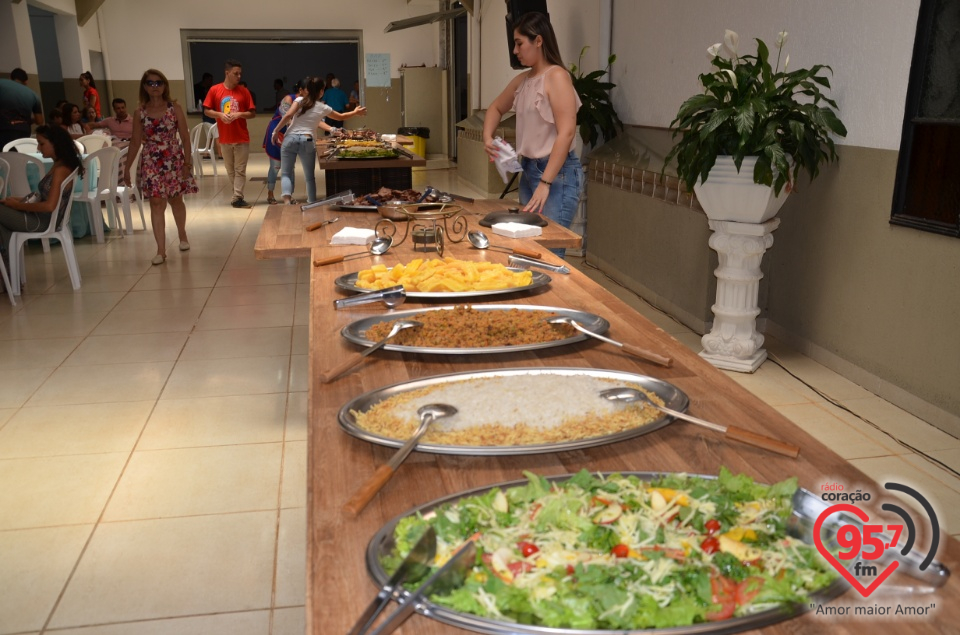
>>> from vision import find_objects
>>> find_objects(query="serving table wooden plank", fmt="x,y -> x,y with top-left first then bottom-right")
254,200 -> 581,260
293,232 -> 960,633
316,143 -> 427,197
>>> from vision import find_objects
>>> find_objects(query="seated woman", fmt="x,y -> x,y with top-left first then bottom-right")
61,102 -> 88,139
0,125 -> 84,277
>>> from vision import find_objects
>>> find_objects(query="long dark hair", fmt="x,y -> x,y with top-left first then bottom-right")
35,125 -> 84,178
80,71 -> 97,88
300,76 -> 325,111
61,102 -> 80,124
513,12 -> 564,68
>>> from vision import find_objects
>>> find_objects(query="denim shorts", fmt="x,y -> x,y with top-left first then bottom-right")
519,150 -> 584,228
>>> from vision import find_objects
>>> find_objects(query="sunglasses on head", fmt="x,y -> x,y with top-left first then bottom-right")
144,79 -> 165,87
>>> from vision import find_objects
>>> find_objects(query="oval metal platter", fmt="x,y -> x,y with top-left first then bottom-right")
337,367 -> 688,456
340,304 -> 610,355
364,472 -> 849,635
334,269 -> 551,299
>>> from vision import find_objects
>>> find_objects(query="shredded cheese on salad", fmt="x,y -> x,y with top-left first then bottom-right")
383,468 -> 836,630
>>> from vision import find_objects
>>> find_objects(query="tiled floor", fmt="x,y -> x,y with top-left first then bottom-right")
0,155 -> 957,634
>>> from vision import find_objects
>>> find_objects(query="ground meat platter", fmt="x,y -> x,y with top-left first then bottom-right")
337,367 -> 688,456
340,304 -> 609,354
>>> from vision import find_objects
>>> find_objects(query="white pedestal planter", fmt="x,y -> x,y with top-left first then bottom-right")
699,218 -> 780,372
694,156 -> 788,373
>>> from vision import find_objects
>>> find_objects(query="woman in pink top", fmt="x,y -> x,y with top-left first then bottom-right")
482,11 -> 583,252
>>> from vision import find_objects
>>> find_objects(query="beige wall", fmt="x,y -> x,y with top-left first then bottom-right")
765,147 -> 960,432
586,184 -> 718,333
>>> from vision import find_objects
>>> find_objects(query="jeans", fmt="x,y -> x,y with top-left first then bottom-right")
280,133 -> 317,203
519,150 -> 584,257
266,157 -> 280,192
220,143 -> 250,202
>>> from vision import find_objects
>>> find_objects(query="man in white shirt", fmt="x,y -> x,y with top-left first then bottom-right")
88,98 -> 133,148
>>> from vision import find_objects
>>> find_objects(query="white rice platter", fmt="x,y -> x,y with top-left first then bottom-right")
337,367 -> 689,455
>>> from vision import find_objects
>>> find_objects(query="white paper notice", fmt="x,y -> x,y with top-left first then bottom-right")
365,54 -> 391,88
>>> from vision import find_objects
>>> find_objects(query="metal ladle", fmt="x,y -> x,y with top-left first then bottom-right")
545,316 -> 674,367
344,404 -> 459,515
468,230 -> 542,259
600,387 -> 800,457
320,319 -> 422,383
313,235 -> 392,267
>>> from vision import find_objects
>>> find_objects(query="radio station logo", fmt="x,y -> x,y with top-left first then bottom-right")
814,481 -> 940,598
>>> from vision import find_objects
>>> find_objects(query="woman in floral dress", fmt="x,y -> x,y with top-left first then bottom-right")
123,68 -> 197,265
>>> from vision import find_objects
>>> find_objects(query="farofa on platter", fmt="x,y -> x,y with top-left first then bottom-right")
350,375 -> 666,446
364,306 -> 577,349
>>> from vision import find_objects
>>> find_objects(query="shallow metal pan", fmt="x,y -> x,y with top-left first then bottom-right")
364,472 -> 850,635
334,270 -> 551,300
338,367 -> 687,456
340,304 -> 609,355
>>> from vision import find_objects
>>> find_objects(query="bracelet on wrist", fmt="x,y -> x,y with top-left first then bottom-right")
540,178 -> 553,186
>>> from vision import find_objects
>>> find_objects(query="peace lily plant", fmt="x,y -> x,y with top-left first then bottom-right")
665,29 -> 847,196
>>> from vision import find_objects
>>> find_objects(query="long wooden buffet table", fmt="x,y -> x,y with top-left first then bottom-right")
253,202 -> 960,634
254,199 -> 581,260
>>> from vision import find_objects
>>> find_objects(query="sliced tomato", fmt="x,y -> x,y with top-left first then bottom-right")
704,519 -> 722,535
611,543 -> 630,558
700,536 -> 720,554
565,564 -> 576,575
517,541 -> 539,557
707,575 -> 737,621
705,597 -> 735,621
736,576 -> 764,606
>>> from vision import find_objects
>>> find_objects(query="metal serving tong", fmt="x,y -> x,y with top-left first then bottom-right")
347,527 -> 437,635
348,533 -> 477,635
334,285 -> 406,310
507,254 -> 570,274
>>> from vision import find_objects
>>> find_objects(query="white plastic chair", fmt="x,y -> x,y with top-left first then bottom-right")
2,138 -> 38,153
78,134 -> 111,152
73,140 -> 85,154
0,161 -> 12,304
0,151 -> 45,197
195,123 -> 218,176
72,146 -> 120,243
116,145 -> 146,233
8,168 -> 81,295
189,122 -> 205,178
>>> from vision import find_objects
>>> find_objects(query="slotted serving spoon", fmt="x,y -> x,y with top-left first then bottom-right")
321,319 -> 422,383
546,316 -> 673,367
600,387 -> 800,457
344,404 -> 458,516
314,235 -> 392,267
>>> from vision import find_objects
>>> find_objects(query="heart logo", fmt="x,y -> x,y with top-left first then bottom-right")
813,503 -> 899,597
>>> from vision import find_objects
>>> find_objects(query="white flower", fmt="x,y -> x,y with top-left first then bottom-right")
723,30 -> 740,58
784,54 -> 790,72
722,69 -> 738,88
776,31 -> 788,48
707,43 -> 722,58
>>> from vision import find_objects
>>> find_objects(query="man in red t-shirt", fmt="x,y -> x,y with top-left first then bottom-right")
203,59 -> 256,207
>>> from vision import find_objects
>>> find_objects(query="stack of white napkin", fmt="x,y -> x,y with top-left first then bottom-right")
492,222 -> 542,238
330,228 -> 376,245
